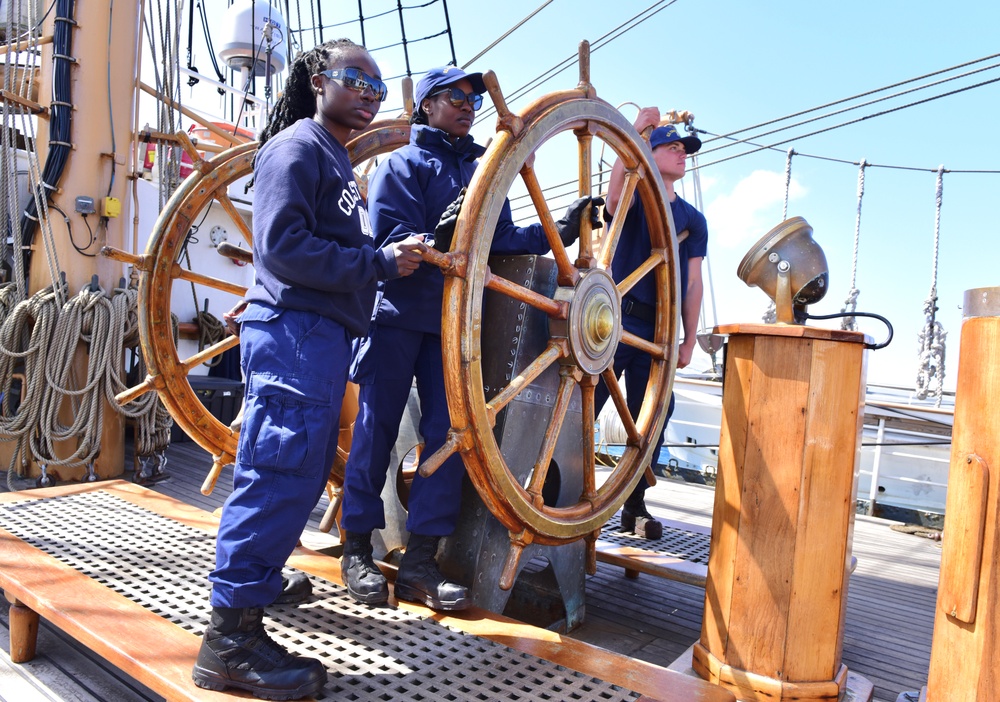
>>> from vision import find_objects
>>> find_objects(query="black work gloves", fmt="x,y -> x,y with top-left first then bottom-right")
432,188 -> 466,252
555,196 -> 605,246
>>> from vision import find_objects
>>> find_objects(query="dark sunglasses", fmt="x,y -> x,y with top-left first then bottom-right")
319,68 -> 387,101
430,87 -> 483,111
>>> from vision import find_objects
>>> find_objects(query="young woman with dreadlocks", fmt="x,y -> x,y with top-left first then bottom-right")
191,39 -> 424,700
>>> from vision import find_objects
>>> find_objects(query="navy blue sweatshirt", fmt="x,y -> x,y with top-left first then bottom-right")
245,118 -> 398,337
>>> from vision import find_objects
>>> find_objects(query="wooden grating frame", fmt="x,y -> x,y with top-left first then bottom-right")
0,489 -> 647,701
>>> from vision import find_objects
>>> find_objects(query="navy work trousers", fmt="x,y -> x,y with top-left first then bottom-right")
341,325 -> 464,537
594,317 -> 676,503
210,304 -> 349,608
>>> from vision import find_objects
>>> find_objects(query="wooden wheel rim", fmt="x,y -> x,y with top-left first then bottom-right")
442,94 -> 680,544
137,120 -> 411,466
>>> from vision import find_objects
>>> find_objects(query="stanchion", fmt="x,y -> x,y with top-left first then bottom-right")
924,286 -> 1000,702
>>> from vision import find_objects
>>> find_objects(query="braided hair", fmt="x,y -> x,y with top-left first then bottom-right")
410,105 -> 429,126
254,38 -> 367,166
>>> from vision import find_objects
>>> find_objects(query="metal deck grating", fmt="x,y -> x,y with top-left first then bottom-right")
600,517 -> 711,565
0,491 -> 640,701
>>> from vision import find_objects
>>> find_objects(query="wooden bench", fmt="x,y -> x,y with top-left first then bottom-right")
0,481 -> 734,702
597,516 -> 712,585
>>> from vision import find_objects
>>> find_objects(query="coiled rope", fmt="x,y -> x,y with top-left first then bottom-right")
0,282 -> 65,488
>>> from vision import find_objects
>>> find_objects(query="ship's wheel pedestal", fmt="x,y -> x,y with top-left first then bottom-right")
439,255 -> 590,631
691,323 -> 874,701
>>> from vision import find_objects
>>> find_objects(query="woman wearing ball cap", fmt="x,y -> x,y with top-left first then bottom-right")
599,106 -> 708,540
339,65 -> 603,611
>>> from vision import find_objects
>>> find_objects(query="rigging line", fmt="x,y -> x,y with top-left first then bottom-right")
368,29 -> 449,55
310,4 -> 395,31
698,60 -> 1000,158
476,0 -> 679,122
692,75 -> 1000,171
196,0 -> 226,82
395,0 -> 412,77
441,0 -> 457,67
460,0 -> 554,69
482,5 -> 669,114
700,51 -> 1000,147
691,127 -> 1000,174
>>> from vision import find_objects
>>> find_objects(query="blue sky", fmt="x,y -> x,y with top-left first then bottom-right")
195,0 -> 1000,391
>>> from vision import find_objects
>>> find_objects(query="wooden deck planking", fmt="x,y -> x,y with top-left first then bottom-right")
1,438 -> 940,702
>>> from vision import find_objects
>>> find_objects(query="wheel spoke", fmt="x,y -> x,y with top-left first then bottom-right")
180,334 -> 240,372
620,329 -> 668,359
487,341 -> 566,418
114,374 -> 162,406
525,369 -> 578,503
416,428 -> 467,478
485,267 -> 567,319
615,249 -> 666,298
598,169 -> 639,269
576,127 -> 594,261
518,162 -> 579,285
600,366 -> 641,445
173,262 -> 248,297
213,192 -> 254,247
579,374 -> 597,501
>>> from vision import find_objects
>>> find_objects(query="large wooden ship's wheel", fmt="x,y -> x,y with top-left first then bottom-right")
414,44 -> 681,587
111,44 -> 678,588
105,114 -> 412,495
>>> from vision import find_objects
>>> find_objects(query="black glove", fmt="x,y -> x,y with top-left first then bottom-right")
432,188 -> 466,252
554,196 -> 605,246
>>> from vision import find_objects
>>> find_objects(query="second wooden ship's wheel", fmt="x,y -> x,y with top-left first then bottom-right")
106,113 -> 412,496
414,43 -> 681,587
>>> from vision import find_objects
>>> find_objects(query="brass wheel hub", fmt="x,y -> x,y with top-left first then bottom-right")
551,268 -> 622,375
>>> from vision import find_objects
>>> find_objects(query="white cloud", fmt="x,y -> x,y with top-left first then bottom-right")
704,170 -> 807,249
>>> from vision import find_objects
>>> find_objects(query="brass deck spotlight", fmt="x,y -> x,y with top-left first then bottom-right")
737,217 -> 828,324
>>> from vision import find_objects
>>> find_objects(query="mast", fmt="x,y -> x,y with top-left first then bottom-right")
15,0 -> 142,480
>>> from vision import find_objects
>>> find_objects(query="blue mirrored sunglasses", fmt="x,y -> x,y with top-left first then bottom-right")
430,87 -> 483,111
319,68 -> 387,101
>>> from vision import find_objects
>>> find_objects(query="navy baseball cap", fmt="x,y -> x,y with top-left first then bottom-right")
649,124 -> 701,155
414,66 -> 487,108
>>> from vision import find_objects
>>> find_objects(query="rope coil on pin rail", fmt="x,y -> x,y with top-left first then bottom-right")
840,158 -> 868,330
915,165 -> 947,405
0,282 -> 64,489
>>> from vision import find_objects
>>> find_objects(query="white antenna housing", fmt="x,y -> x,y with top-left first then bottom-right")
217,0 -> 287,76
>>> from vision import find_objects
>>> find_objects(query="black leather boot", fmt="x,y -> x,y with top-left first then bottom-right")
271,571 -> 312,606
341,531 -> 389,605
395,534 -> 471,611
191,607 -> 326,700
621,496 -> 663,540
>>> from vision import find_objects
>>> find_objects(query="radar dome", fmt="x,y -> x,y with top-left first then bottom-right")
216,0 -> 287,76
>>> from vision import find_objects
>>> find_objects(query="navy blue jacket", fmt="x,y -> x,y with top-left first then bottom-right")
245,118 -> 398,337
367,124 -> 551,334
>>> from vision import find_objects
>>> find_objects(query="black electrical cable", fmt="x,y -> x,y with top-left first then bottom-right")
803,311 -> 894,351
196,0 -> 227,84
18,0 -> 74,274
